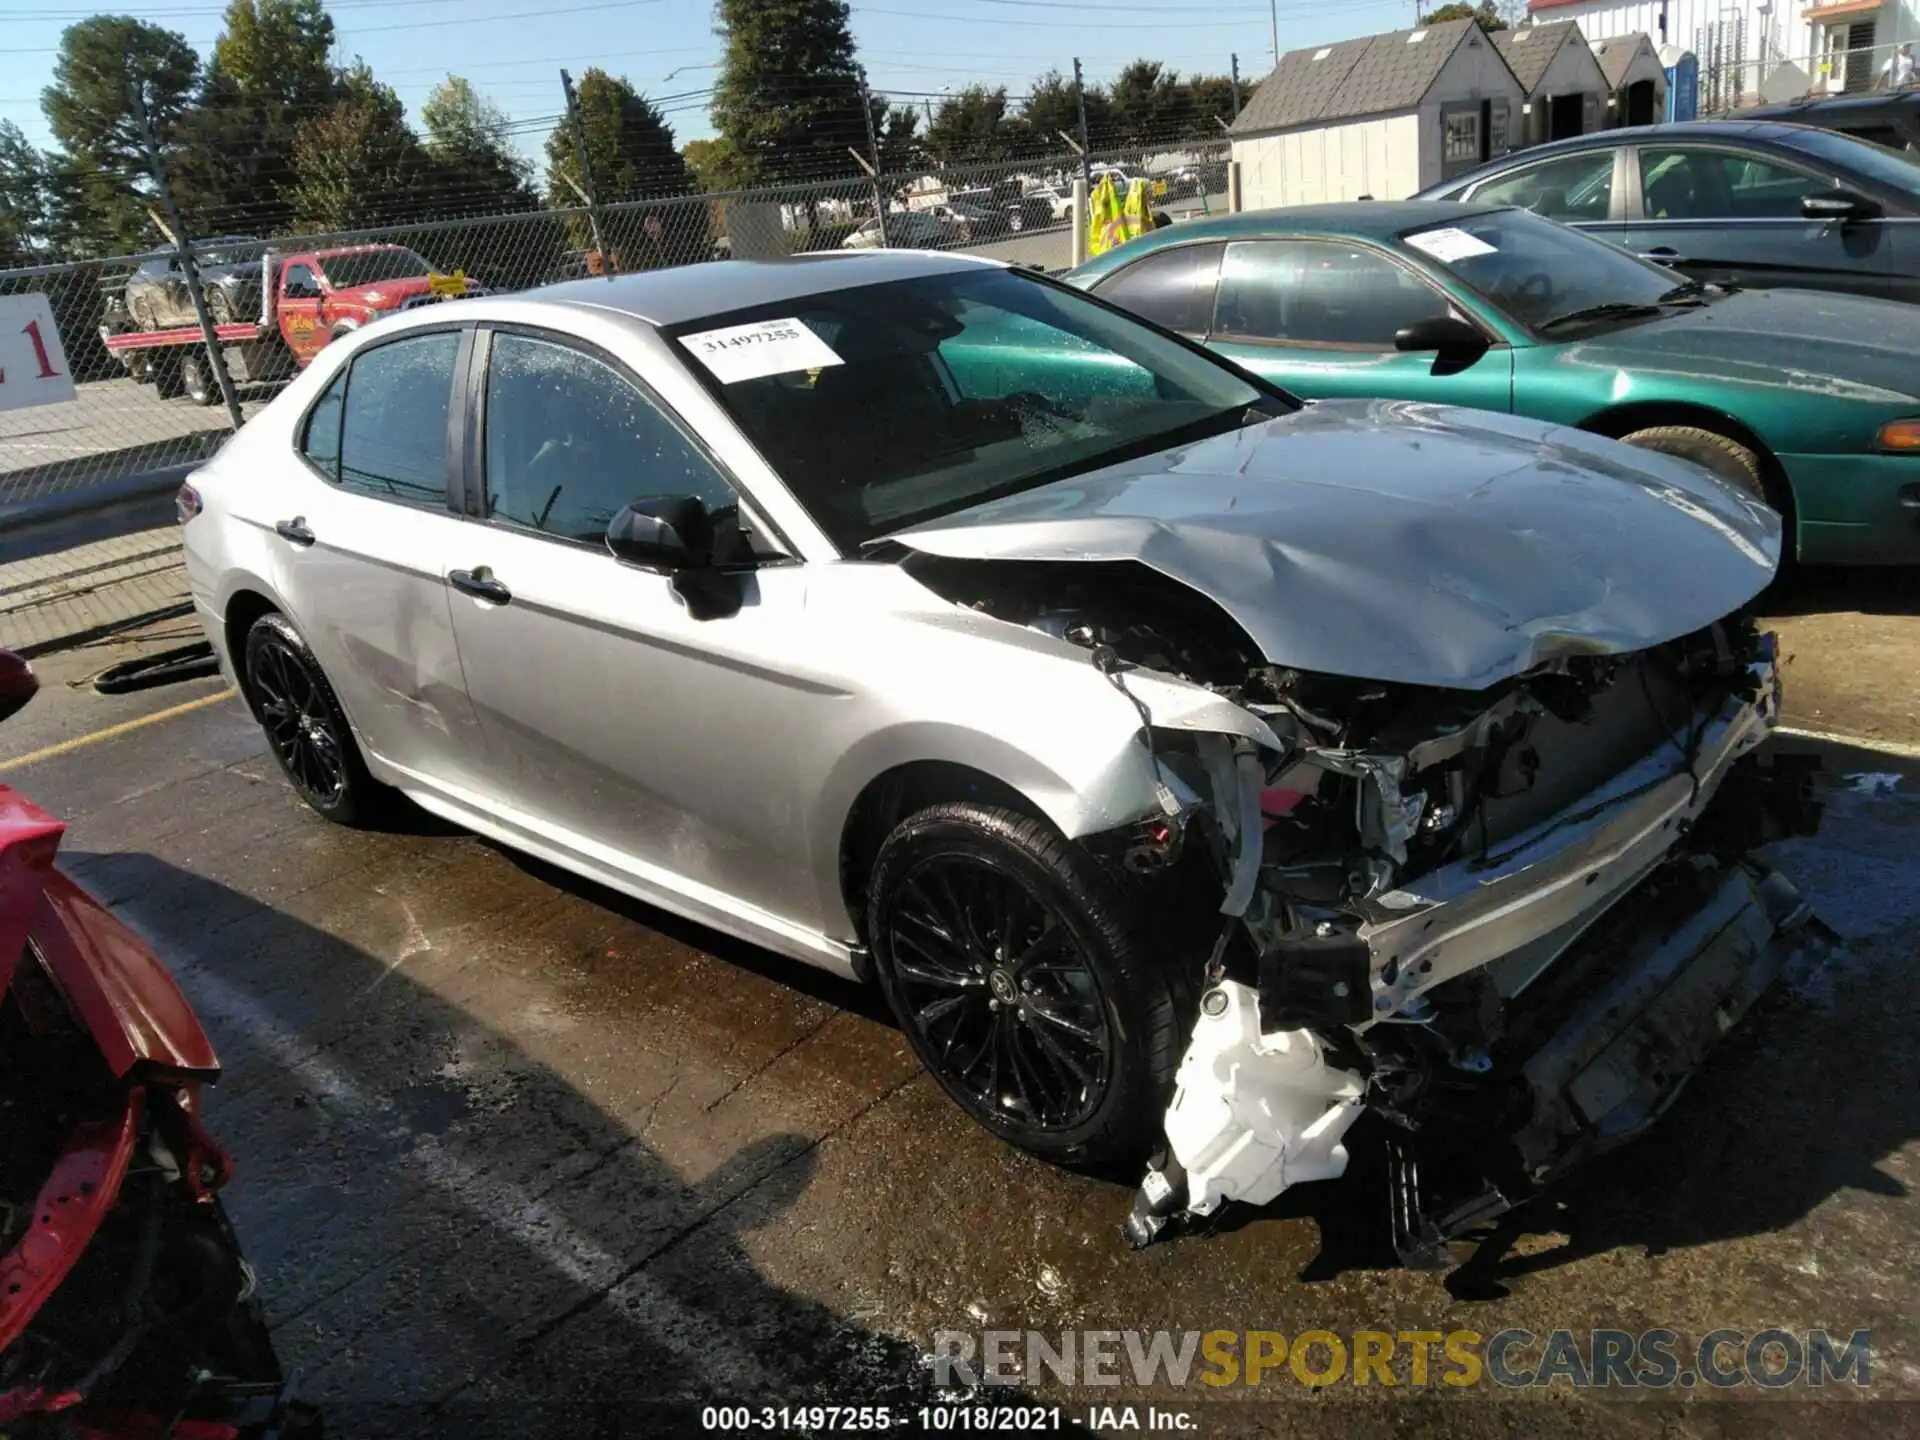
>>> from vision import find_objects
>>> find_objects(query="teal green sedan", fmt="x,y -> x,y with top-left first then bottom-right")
1066,202 -> 1920,564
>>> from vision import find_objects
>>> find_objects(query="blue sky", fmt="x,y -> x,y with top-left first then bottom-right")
0,0 -> 1425,160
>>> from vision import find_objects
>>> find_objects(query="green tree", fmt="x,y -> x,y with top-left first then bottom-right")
712,0 -> 870,182
683,136 -> 752,192
39,16 -> 200,254
286,62 -> 429,231
544,69 -> 693,205
1021,68 -> 1113,151
872,97 -> 922,175
925,86 -> 1023,164
1187,75 -> 1240,130
0,121 -> 49,264
173,1 -> 340,238
422,75 -> 534,213
1419,2 -> 1507,31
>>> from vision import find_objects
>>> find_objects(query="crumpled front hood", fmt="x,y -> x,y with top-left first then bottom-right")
1567,288 -> 1920,403
893,399 -> 1780,689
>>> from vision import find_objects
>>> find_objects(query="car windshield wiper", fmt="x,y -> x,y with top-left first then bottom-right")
1537,302 -> 1666,332
1657,280 -> 1712,305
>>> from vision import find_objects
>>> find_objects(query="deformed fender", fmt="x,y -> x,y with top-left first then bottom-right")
808,719 -> 1145,932
806,677 -> 1284,936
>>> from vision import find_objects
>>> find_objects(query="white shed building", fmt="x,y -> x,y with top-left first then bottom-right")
1590,31 -> 1670,124
1228,20 -> 1526,209
1527,0 -> 1920,111
1493,20 -> 1613,142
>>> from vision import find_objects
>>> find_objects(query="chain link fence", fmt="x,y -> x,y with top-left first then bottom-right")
0,135 -> 1230,561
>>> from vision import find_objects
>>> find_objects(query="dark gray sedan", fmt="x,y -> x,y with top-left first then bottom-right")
122,236 -> 264,329
1415,120 -> 1920,304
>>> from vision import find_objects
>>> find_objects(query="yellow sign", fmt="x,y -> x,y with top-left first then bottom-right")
285,313 -> 315,335
427,270 -> 468,297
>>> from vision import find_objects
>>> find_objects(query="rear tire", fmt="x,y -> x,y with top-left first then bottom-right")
866,802 -> 1180,1166
207,288 -> 234,324
180,350 -> 217,406
242,612 -> 392,827
152,356 -> 186,400
129,293 -> 156,329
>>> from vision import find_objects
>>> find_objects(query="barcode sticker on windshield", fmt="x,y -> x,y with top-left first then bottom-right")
1404,227 -> 1497,263
679,318 -> 844,384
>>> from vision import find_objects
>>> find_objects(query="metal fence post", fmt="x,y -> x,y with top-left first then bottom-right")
128,81 -> 245,432
560,69 -> 615,276
1072,58 -> 1092,194
1070,177 -> 1089,267
859,85 -> 891,250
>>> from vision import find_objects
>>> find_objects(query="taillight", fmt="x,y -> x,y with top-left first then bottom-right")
176,482 -> 202,523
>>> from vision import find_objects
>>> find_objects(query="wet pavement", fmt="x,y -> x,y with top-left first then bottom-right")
3,572 -> 1918,1438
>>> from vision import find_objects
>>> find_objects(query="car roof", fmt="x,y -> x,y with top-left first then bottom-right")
1742,92 -> 1920,121
531,250 -> 1000,327
1420,119 -> 1877,192
1080,199 -> 1505,256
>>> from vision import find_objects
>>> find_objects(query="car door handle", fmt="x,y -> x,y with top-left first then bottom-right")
1638,247 -> 1688,264
274,518 -> 315,546
448,567 -> 511,605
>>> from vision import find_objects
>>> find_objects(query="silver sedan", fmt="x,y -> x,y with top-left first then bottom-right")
180,250 -> 1822,1262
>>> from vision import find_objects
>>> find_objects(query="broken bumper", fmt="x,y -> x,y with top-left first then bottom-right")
1360,664 -> 1781,1021
1391,853 -> 1827,1268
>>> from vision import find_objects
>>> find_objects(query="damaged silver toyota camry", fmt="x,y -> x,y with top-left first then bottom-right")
181,250 -> 1825,1267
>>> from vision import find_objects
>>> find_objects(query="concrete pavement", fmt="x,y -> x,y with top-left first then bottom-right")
2,580 -> 1916,1437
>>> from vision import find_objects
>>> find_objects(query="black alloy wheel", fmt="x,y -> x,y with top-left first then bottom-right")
242,613 -> 386,825
867,803 -> 1180,1164
892,853 -> 1111,1129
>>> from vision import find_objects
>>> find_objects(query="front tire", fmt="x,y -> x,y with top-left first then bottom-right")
242,612 -> 390,826
866,803 -> 1180,1166
1620,425 -> 1766,500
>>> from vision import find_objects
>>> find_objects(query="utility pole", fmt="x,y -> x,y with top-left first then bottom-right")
1072,56 -> 1092,190
1230,53 -> 1242,119
560,69 -> 613,275
859,84 -> 891,249
128,80 -> 244,431
1270,0 -> 1280,63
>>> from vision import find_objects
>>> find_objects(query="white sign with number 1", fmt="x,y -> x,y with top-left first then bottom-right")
0,294 -> 77,412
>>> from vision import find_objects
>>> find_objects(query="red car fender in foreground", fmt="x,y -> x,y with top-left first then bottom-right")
0,651 -> 318,1438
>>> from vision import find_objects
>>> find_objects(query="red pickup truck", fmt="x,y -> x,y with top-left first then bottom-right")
102,243 -> 484,405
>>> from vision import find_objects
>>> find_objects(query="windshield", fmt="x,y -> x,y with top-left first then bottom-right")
318,247 -> 436,288
668,267 -> 1283,550
1397,208 -> 1689,332
1779,126 -> 1920,194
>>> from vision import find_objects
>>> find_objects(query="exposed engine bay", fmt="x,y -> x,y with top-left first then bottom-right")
905,554 -> 1827,1266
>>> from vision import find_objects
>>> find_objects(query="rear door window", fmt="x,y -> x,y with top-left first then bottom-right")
1467,151 -> 1616,221
1213,240 -> 1452,348
1093,244 -> 1224,334
323,332 -> 462,508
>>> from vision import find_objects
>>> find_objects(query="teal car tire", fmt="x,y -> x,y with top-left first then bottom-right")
1619,426 -> 1767,501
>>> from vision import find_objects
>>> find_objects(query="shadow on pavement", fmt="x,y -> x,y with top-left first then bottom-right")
65,850 -> 1072,1439
1758,563 -> 1920,619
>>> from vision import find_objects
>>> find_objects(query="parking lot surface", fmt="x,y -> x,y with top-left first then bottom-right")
3,571 -> 1916,1438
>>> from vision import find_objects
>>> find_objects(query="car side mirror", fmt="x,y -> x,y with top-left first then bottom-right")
606,494 -> 714,570
607,495 -> 742,620
1394,314 -> 1491,374
1801,188 -> 1881,223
